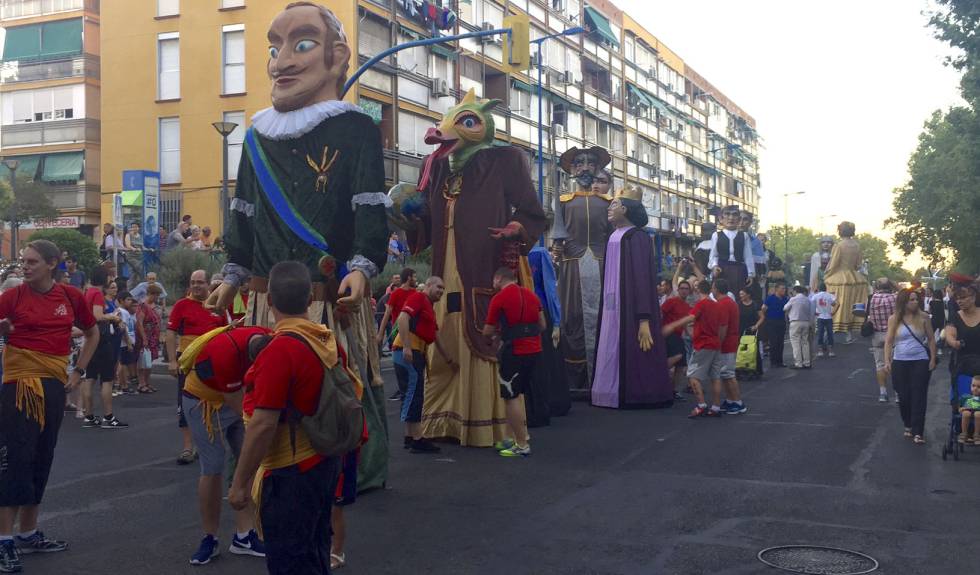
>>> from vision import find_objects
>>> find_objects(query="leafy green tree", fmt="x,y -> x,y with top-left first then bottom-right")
0,174 -> 59,231
159,249 -> 225,301
27,229 -> 100,274
855,233 -> 910,283
766,227 -> 910,285
929,0 -> 980,106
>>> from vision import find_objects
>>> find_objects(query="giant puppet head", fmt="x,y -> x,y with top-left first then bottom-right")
559,146 -> 611,190
418,88 -> 499,190
266,2 -> 351,112
721,205 -> 741,231
819,236 -> 834,253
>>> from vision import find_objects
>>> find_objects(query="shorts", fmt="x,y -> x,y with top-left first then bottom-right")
393,349 -> 426,423
498,347 -> 537,400
871,331 -> 886,371
181,393 -> 245,476
666,333 -> 687,365
686,348 -> 721,382
120,347 -> 138,366
0,379 -> 66,507
87,338 -> 119,383
138,348 -> 153,370
714,352 -> 737,380
334,450 -> 359,507
176,353 -> 188,428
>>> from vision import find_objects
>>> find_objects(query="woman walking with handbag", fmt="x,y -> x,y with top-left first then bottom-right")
883,289 -> 937,444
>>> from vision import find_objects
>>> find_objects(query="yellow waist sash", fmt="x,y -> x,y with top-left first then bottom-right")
3,345 -> 69,430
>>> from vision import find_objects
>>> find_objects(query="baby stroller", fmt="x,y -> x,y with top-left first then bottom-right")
735,330 -> 764,381
941,374 -> 975,461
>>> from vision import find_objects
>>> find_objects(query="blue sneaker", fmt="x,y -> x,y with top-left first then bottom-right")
720,400 -> 732,411
14,530 -> 66,554
190,535 -> 219,565
725,402 -> 748,415
229,530 -> 265,557
0,539 -> 21,573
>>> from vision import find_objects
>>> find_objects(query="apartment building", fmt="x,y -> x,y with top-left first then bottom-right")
98,0 -> 760,250
0,0 -> 101,249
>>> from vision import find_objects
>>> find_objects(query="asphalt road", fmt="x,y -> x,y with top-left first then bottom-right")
25,340 -> 979,574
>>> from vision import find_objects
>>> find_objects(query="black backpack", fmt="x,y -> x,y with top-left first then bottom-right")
281,333 -> 364,457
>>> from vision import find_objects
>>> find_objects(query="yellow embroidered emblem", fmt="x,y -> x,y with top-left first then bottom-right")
306,146 -> 340,193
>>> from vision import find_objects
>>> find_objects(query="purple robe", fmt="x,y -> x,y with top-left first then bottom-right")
591,226 -> 672,408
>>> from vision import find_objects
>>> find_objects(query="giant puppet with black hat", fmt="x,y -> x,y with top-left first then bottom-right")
553,145 -> 614,399
591,186 -> 672,409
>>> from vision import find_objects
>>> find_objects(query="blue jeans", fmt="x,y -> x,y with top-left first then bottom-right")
393,348 -> 426,423
817,318 -> 834,347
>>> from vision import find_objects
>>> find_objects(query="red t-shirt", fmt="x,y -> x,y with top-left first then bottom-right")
168,297 -> 227,351
486,284 -> 543,356
0,283 -> 96,358
400,291 -> 437,344
717,296 -> 740,353
194,326 -> 271,393
691,297 -> 726,351
84,286 -> 106,311
661,296 -> 692,337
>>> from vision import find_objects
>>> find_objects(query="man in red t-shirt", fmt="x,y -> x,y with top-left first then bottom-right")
229,261 -> 340,574
660,280 -> 693,400
663,280 -> 728,418
166,269 -> 227,464
80,266 -> 128,429
711,279 -> 747,415
375,267 -> 417,400
481,267 -> 546,458
393,276 -> 448,454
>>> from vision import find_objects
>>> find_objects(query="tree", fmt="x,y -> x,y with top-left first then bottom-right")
854,233 -> 910,283
928,0 -> 980,106
0,174 -> 59,230
27,229 -> 100,274
766,226 -> 910,285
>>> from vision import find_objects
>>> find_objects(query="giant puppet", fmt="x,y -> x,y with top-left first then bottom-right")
591,187 -> 672,409
553,146 -> 613,398
402,89 -> 547,447
808,236 -> 835,293
823,221 -> 869,339
708,204 -> 755,291
207,3 -> 390,489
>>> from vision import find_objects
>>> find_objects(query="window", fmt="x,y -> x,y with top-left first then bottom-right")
397,34 -> 429,75
220,0 -> 245,7
510,86 -> 531,118
1,18 -> 83,63
1,0 -> 84,19
157,33 -> 180,100
157,0 -> 178,17
397,112 -> 435,156
460,0 -> 503,28
222,111 -> 246,178
159,117 -> 180,184
5,86 -> 77,124
222,25 -> 245,94
358,16 -> 391,62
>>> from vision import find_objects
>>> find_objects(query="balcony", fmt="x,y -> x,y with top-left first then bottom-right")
1,118 -> 100,148
0,0 -> 96,20
44,182 -> 98,211
0,53 -> 98,84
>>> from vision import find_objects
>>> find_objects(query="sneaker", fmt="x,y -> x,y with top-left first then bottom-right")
816,351 -> 825,358
725,402 -> 748,415
704,407 -> 723,418
409,439 -> 441,454
190,535 -> 220,565
672,391 -> 686,402
403,435 -> 413,450
15,531 -> 67,554
387,391 -> 404,401
499,444 -> 531,457
0,539 -> 21,573
229,530 -> 265,557
82,415 -> 101,428
493,439 -> 515,452
894,395 -> 901,404
125,387 -> 139,396
720,399 -> 732,411
177,449 -> 198,465
688,405 -> 706,418
828,350 -> 836,357
100,416 -> 129,429
878,393 -> 888,403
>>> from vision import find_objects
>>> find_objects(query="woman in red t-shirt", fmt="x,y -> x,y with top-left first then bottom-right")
0,240 -> 99,566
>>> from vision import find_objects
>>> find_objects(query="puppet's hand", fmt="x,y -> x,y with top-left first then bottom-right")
551,241 -> 564,260
552,327 -> 561,349
488,222 -> 524,240
638,320 -> 653,352
206,283 -> 236,315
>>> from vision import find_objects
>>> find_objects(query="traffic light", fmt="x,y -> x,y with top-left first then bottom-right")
503,14 -> 530,73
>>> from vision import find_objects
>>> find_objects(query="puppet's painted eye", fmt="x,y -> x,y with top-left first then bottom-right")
460,116 -> 478,128
269,46 -> 280,58
295,40 -> 317,53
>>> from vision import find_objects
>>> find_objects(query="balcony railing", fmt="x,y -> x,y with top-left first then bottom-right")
1,118 -> 100,148
0,0 -> 96,20
0,53 -> 99,84
44,182 -> 98,211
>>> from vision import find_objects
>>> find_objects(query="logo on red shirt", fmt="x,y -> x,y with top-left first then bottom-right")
54,304 -> 68,316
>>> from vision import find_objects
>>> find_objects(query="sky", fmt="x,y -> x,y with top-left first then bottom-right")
613,0 -> 963,268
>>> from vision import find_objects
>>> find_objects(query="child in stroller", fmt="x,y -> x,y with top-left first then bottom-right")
958,375 -> 980,444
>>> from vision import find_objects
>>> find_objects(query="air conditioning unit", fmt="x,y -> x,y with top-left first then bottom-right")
666,83 -> 674,92
530,52 -> 541,67
647,67 -> 656,78
558,70 -> 572,84
665,169 -> 674,179
554,124 -> 565,137
480,22 -> 496,43
430,78 -> 449,97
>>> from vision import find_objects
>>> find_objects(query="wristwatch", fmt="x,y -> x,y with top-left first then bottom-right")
74,366 -> 86,378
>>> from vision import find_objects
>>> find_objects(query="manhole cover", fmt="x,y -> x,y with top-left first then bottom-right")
758,545 -> 878,574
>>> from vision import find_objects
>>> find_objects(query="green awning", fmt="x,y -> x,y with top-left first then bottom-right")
686,156 -> 719,176
10,155 -> 40,180
41,152 -> 84,183
121,190 -> 144,206
430,44 -> 457,60
40,19 -> 83,59
584,7 -> 619,48
683,116 -> 706,128
627,83 -> 651,107
512,79 -> 533,93
2,24 -> 41,62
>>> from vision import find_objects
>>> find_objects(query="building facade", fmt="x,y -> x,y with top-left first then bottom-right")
97,0 -> 760,253
0,0 -> 102,249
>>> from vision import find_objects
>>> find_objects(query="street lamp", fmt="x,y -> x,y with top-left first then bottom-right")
533,26 -> 586,246
817,213 -> 838,234
212,121 -> 238,235
782,190 -> 806,262
2,159 -> 19,260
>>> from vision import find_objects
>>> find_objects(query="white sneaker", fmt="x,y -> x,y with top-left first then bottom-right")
878,393 -> 888,403
828,351 -> 836,357
816,351 -> 825,358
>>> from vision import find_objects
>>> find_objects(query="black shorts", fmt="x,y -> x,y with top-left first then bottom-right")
498,348 -> 538,400
120,347 -> 137,366
666,333 -> 686,365
87,338 -> 119,383
0,379 -> 66,507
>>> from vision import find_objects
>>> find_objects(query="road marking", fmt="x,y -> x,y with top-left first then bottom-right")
781,371 -> 797,380
847,410 -> 890,493
848,368 -> 869,380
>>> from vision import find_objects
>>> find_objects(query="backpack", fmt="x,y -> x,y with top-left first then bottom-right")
281,332 -> 364,457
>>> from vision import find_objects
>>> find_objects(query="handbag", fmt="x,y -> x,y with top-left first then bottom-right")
860,295 -> 874,337
902,320 -> 932,360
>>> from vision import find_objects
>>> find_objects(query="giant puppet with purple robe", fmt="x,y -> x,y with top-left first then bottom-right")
591,187 -> 672,409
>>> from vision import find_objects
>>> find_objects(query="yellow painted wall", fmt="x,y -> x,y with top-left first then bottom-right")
621,13 -> 684,76
100,0 -> 359,234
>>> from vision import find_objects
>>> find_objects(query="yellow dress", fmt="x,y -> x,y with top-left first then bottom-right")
823,238 -> 869,333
